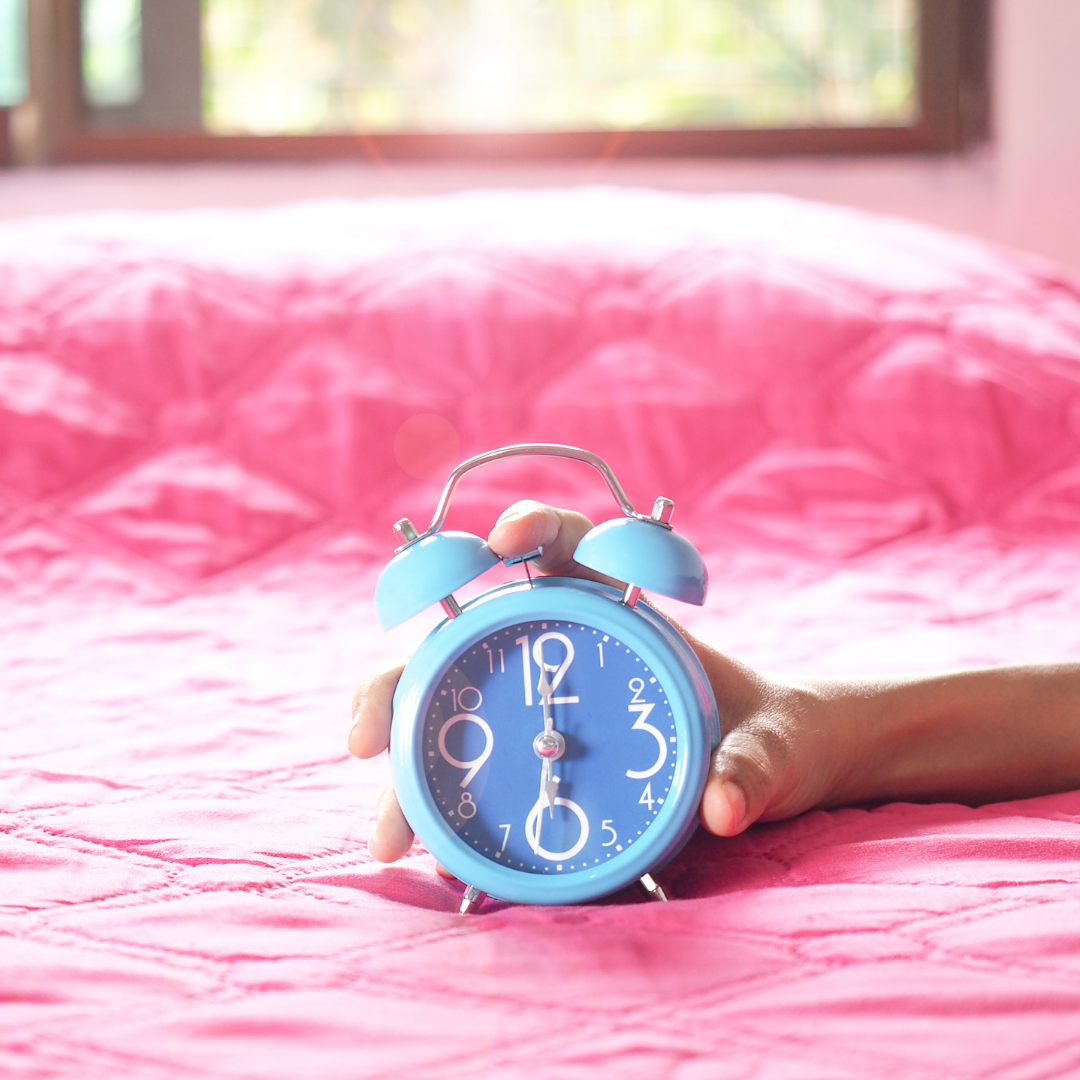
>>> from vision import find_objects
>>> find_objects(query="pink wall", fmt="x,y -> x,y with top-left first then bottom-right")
0,0 -> 1077,274
994,0 -> 1080,273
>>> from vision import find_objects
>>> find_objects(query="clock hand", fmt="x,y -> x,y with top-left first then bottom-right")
531,762 -> 560,855
545,771 -> 559,818
530,662 -> 566,855
536,666 -> 561,815
538,665 -> 554,736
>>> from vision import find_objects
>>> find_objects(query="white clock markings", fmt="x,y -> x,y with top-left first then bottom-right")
525,795 -> 590,861
428,622 -> 679,877
625,677 -> 668,780
516,634 -> 533,706
438,712 -> 494,787
450,685 -> 483,712
532,632 -> 579,705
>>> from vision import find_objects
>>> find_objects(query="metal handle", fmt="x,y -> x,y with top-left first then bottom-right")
422,444 -> 643,538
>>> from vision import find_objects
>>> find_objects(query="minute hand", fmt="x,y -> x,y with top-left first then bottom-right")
537,667 -> 559,817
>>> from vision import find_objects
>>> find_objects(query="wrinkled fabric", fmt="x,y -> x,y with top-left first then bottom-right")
3,189 -> 1080,1079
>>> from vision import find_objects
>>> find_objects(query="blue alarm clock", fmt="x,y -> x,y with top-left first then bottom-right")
375,444 -> 720,913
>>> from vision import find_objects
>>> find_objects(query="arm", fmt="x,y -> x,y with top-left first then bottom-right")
351,501 -> 1080,861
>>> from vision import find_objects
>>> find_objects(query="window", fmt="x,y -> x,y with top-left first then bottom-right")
82,0 -> 141,108
203,0 -> 917,136
3,0 -> 990,164
0,0 -> 27,108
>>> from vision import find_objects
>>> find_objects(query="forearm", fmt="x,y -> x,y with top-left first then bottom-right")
814,664 -> 1080,807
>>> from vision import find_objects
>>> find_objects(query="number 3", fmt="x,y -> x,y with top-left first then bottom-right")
624,678 -> 667,780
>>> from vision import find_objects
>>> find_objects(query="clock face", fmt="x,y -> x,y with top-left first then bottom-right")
421,619 -> 678,876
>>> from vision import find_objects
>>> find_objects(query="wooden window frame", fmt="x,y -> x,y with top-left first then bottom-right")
10,0 -> 990,166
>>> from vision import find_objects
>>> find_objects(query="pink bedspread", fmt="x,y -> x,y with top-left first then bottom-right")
4,189 -> 1080,1079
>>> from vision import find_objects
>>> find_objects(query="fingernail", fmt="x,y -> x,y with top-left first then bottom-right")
721,779 -> 747,833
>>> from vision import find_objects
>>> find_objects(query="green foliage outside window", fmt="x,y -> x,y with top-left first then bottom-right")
203,0 -> 916,136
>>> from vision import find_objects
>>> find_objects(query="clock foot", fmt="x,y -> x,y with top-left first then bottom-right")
459,884 -> 487,915
639,873 -> 669,902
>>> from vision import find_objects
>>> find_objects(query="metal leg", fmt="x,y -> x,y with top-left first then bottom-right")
459,884 -> 487,915
639,873 -> 669,902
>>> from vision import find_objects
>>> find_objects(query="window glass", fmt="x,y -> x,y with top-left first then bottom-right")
0,0 -> 27,107
203,0 -> 917,136
82,0 -> 143,108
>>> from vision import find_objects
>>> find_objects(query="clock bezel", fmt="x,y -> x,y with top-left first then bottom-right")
390,576 -> 720,905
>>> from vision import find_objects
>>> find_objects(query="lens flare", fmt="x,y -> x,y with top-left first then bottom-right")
394,414 -> 461,480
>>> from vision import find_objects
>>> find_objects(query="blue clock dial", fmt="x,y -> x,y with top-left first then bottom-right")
422,620 -> 677,875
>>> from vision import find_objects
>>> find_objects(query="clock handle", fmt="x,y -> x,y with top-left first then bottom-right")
422,443 -> 662,539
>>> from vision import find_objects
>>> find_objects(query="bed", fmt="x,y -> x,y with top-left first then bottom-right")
3,188 -> 1080,1079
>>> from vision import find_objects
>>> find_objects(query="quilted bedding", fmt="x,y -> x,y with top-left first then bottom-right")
3,188 -> 1080,1080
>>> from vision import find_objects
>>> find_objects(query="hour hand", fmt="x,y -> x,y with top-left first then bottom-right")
532,730 -> 566,819
543,768 -> 559,818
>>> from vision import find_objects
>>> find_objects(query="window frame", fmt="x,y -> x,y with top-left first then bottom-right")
12,0 -> 990,166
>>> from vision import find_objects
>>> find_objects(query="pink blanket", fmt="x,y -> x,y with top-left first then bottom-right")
3,189 -> 1080,1079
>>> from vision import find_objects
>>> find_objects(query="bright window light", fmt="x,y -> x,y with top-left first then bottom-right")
0,0 -> 27,107
203,0 -> 916,136
82,0 -> 143,108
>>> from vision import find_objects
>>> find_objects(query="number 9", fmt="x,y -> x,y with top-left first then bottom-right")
438,713 -> 494,788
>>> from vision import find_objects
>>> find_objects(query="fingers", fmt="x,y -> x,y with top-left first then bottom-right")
488,500 -> 622,586
368,786 -> 415,862
352,668 -> 415,862
700,727 -> 779,837
349,664 -> 405,759
699,683 -> 818,838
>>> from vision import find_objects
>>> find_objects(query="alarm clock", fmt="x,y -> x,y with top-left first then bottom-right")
375,444 -> 720,912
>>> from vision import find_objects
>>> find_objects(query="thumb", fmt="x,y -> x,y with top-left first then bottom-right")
700,726 -> 789,837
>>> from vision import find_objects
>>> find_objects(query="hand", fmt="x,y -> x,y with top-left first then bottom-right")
351,500 -> 1080,867
350,499 -> 856,863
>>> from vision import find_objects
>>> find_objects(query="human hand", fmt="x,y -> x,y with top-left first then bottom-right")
350,500 -> 866,864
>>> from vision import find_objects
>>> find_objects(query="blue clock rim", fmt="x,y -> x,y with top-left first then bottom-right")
390,577 -> 719,905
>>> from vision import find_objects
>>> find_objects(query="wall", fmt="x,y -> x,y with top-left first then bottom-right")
993,0 -> 1080,273
0,0 -> 1077,275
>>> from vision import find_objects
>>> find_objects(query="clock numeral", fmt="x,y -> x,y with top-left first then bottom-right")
533,632 -> 579,705
498,824 -> 512,851
597,642 -> 604,668
518,632 -> 580,706
481,645 -> 506,676
601,819 -> 617,847
438,713 -> 494,788
516,635 -> 533,707
457,792 -> 477,819
625,678 -> 668,779
450,685 -> 483,712
525,795 -> 590,861
639,782 -> 656,812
